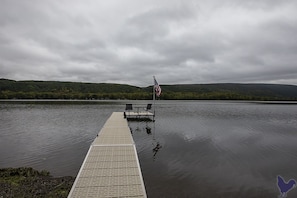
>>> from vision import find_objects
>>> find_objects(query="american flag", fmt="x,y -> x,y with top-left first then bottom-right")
154,76 -> 161,97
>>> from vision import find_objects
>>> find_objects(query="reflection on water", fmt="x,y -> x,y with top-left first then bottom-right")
129,122 -> 163,161
128,101 -> 297,198
152,142 -> 162,158
1,100 -> 297,197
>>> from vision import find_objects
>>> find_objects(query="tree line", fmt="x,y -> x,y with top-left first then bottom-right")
1,79 -> 297,100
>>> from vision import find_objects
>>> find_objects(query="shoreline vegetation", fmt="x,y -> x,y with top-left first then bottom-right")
1,78 -> 297,101
0,167 -> 74,198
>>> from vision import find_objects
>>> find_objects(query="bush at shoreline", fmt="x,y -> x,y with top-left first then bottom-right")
0,167 -> 74,198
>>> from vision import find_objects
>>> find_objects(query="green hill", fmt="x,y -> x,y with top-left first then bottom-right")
154,83 -> 297,100
0,79 -> 141,93
1,79 -> 297,100
0,79 -> 147,100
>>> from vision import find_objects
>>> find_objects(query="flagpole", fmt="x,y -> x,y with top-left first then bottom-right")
153,76 -> 156,121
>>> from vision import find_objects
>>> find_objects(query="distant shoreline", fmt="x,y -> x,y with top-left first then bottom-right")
1,99 -> 297,103
1,79 -> 297,100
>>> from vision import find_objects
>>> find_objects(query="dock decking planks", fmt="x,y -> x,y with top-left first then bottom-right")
68,112 -> 147,198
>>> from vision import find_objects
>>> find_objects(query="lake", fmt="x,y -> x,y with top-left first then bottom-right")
1,100 -> 297,197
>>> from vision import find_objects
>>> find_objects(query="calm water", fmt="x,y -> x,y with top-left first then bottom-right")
1,100 -> 297,197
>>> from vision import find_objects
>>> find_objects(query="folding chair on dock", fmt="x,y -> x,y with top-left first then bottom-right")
145,104 -> 152,111
124,104 -> 133,118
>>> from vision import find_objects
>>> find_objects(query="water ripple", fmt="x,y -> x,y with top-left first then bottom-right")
1,101 -> 297,197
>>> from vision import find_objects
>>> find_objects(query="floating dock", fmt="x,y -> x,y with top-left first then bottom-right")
68,112 -> 147,198
124,111 -> 154,121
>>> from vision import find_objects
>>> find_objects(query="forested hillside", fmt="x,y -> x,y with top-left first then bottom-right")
0,79 -> 147,100
157,83 -> 297,100
1,79 -> 297,100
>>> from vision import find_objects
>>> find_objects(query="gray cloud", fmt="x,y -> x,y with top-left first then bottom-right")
0,0 -> 297,86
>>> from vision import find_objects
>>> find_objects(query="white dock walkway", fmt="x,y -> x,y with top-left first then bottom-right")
68,112 -> 147,198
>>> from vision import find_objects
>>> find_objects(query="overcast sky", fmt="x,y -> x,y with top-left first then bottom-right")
0,0 -> 296,86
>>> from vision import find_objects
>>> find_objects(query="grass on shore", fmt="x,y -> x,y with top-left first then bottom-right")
0,167 -> 74,198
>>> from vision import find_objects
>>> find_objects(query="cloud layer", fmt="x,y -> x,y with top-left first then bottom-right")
1,0 -> 297,86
